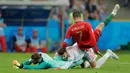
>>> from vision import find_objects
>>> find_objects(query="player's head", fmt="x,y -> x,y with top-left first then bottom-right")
57,48 -> 68,60
31,53 -> 42,64
73,11 -> 82,22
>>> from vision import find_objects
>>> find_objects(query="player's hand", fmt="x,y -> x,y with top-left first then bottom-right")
56,67 -> 61,70
96,51 -> 103,57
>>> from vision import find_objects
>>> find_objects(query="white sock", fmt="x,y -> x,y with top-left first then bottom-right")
84,61 -> 90,68
96,52 -> 110,68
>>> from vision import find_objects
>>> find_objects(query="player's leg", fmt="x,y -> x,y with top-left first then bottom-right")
93,6 -> 117,42
84,49 -> 118,68
84,51 -> 115,68
83,49 -> 119,68
104,4 -> 120,26
94,4 -> 120,35
96,49 -> 119,68
84,49 -> 97,68
95,13 -> 114,33
81,48 -> 97,68
96,4 -> 120,32
94,4 -> 120,42
94,29 -> 102,42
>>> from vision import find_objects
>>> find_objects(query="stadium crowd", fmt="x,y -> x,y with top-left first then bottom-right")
53,0 -> 107,22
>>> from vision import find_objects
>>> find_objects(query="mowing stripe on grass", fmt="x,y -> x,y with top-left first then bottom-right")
106,62 -> 130,64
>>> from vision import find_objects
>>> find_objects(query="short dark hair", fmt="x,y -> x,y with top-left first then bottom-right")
31,53 -> 41,60
57,48 -> 66,55
31,53 -> 42,64
73,11 -> 81,18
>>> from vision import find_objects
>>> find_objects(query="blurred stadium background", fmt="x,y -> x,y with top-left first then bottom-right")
0,0 -> 130,73
0,0 -> 130,53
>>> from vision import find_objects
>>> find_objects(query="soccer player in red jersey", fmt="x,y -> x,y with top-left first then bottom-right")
61,4 -> 120,68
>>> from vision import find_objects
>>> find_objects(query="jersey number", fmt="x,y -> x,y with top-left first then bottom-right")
76,31 -> 82,41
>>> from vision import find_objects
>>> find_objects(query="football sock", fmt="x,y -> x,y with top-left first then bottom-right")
96,52 -> 110,68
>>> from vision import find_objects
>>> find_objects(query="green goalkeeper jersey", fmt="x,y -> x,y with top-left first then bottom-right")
53,52 -> 84,69
40,53 -> 73,69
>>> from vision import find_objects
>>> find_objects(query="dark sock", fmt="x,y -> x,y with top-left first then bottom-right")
19,63 -> 24,69
103,14 -> 113,26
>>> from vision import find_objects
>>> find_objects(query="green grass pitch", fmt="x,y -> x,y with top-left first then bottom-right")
0,51 -> 130,73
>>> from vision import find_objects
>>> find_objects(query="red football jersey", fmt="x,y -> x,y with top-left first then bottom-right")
65,21 -> 98,53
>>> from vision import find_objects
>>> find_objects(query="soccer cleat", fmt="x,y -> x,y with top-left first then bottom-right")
13,60 -> 20,67
111,4 -> 120,16
13,66 -> 19,69
107,49 -> 119,60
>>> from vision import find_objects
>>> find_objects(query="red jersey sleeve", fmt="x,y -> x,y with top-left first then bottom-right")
86,23 -> 99,53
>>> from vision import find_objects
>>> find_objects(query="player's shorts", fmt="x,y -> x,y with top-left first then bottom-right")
94,29 -> 102,42
67,43 -> 97,63
84,49 -> 97,62
66,43 -> 85,62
